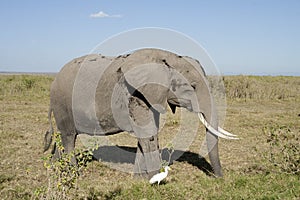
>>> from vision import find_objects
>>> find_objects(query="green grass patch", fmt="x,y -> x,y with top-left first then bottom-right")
80,173 -> 299,200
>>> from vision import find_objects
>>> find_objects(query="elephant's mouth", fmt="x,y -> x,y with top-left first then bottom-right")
168,98 -> 193,112
167,99 -> 239,140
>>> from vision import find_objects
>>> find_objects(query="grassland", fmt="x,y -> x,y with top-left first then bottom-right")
0,75 -> 299,199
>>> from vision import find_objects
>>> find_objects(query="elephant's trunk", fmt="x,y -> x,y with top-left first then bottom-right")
196,78 -> 223,177
204,97 -> 223,177
205,105 -> 223,177
194,75 -> 237,177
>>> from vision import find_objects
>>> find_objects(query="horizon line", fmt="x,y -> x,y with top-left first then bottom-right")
0,71 -> 299,77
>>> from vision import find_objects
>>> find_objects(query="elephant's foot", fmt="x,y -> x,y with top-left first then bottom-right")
133,152 -> 161,180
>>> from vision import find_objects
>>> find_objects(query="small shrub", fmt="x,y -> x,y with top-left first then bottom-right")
12,76 -> 37,94
264,125 -> 300,175
38,132 -> 96,200
21,77 -> 36,89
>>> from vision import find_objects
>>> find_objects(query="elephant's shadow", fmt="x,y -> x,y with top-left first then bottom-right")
92,145 -> 214,176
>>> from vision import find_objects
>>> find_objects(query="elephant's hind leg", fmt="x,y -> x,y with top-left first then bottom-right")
52,130 -> 77,156
52,130 -> 77,166
61,131 -> 77,154
52,110 -> 78,160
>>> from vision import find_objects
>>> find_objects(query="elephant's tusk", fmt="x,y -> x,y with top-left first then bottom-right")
218,127 -> 238,137
197,113 -> 239,140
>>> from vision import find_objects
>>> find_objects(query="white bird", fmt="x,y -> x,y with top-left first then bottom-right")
149,166 -> 171,185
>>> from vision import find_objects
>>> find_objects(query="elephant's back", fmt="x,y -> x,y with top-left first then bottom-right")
50,56 -> 86,117
51,54 -> 117,134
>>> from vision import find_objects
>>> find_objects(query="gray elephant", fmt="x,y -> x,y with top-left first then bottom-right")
44,48 -> 237,178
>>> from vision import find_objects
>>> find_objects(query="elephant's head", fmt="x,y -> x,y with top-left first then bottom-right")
119,48 -> 237,177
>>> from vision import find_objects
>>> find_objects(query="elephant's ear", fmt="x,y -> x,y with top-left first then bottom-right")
122,63 -> 171,113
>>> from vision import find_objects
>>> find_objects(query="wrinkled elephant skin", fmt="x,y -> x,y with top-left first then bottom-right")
44,48 -> 230,178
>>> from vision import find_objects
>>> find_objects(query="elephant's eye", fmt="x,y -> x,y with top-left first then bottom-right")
191,84 -> 196,90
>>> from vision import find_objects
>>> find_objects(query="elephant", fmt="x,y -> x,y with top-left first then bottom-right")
44,48 -> 237,178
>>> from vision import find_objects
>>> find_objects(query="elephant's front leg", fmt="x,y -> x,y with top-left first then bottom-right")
134,135 -> 161,178
128,96 -> 161,178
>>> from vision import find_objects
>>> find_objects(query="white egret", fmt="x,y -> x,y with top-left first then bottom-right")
149,166 -> 171,185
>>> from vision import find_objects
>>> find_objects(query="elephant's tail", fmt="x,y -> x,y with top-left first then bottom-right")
44,107 -> 54,152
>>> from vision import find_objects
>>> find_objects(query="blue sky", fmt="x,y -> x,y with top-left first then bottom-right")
0,0 -> 299,75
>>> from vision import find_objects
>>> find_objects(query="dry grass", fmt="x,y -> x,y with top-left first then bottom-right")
0,75 -> 299,199
223,75 -> 300,100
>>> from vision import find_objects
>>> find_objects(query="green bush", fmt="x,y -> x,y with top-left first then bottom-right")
21,77 -> 36,89
38,133 -> 96,200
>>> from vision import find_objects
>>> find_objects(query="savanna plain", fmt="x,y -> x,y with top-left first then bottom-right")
0,74 -> 299,199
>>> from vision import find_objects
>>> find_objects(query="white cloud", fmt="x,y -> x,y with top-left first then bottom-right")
90,11 -> 122,18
